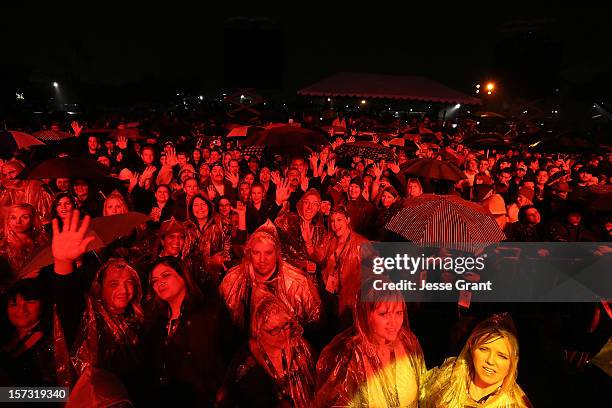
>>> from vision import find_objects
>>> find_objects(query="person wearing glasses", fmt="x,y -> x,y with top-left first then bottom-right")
216,295 -> 316,408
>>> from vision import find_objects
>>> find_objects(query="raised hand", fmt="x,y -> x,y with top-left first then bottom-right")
225,172 -> 239,188
206,185 -> 217,200
347,135 -> 355,143
150,207 -> 162,222
52,210 -> 95,265
231,201 -> 247,217
116,136 -> 128,150
128,171 -> 140,190
389,161 -> 401,174
326,159 -> 337,177
275,178 -> 291,204
70,121 -> 84,137
308,152 -> 319,170
165,148 -> 178,168
372,163 -> 383,180
372,134 -> 380,144
271,171 -> 282,186
300,175 -> 309,191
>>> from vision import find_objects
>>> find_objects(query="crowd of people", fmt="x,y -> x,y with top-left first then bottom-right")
0,111 -> 610,407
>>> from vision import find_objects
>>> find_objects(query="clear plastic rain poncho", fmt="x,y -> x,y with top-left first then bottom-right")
314,279 -> 427,408
71,259 -> 144,377
420,313 -> 532,408
219,220 -> 321,331
249,294 -> 317,408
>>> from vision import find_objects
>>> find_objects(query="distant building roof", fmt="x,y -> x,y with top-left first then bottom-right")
298,72 -> 481,105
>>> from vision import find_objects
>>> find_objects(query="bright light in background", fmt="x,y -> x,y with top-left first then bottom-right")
199,95 -> 204,100
327,98 -> 332,102
476,84 -> 481,89
487,91 -> 492,95
455,104 -> 461,109
486,82 -> 495,91
361,100 -> 366,104
53,82 -> 59,88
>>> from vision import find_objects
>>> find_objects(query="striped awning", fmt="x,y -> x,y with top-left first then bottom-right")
385,194 -> 505,253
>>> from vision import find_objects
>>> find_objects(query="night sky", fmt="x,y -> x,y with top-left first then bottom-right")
2,3 -> 609,97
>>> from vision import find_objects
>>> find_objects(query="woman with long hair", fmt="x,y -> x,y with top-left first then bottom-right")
0,204 -> 48,287
314,276 -> 426,407
421,313 -> 532,407
145,256 -> 232,406
184,193 -> 227,285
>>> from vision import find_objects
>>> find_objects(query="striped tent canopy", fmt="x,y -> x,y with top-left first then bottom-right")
385,194 -> 505,253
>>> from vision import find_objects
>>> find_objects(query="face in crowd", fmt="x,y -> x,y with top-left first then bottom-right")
330,212 -> 351,238
100,264 -> 137,315
251,185 -> 265,206
7,294 -> 41,332
155,185 -> 170,204
368,301 -> 404,345
8,206 -> 34,235
56,196 -> 74,222
348,182 -> 362,200
250,238 -> 277,280
151,263 -> 186,304
471,335 -> 512,389
162,232 -> 185,257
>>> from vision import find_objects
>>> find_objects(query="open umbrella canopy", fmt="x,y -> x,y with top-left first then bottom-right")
464,134 -> 511,150
569,185 -> 612,212
245,125 -> 330,157
0,130 -> 45,158
335,141 -> 396,161
528,134 -> 602,153
399,158 -> 465,182
19,212 -> 150,275
19,157 -> 111,179
226,125 -> 265,138
386,194 -> 505,253
108,128 -> 149,140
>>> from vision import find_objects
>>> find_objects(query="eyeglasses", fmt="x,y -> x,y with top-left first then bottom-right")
303,200 -> 320,208
264,321 -> 292,336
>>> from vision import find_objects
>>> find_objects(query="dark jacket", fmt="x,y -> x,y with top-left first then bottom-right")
143,292 -> 237,407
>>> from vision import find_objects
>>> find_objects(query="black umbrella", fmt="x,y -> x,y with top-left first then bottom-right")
399,158 -> 466,182
529,134 -> 602,153
246,125 -> 330,157
19,157 -> 111,179
335,141 -> 396,161
569,185 -> 612,212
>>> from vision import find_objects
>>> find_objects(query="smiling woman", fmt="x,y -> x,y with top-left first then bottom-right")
421,313 -> 533,408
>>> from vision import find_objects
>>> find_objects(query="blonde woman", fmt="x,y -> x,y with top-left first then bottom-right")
421,313 -> 532,408
0,203 -> 48,287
